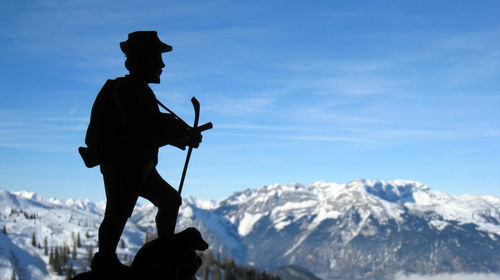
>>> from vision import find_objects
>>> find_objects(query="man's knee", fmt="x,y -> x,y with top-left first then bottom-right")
102,212 -> 128,227
156,202 -> 179,217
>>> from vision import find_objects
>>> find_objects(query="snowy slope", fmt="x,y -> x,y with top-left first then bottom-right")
1,179 -> 500,279
0,189 -> 144,279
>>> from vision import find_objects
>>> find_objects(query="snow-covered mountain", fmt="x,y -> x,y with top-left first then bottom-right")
1,179 -> 500,280
209,180 -> 500,279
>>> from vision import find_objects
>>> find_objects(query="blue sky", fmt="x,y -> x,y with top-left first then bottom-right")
0,1 -> 499,201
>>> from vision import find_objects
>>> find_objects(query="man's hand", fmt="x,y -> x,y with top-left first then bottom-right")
186,128 -> 202,148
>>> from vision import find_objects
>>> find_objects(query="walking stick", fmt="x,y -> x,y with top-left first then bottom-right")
156,97 -> 212,234
178,97 -> 200,195
157,97 -> 212,194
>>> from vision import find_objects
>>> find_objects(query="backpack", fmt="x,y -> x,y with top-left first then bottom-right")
80,79 -> 122,167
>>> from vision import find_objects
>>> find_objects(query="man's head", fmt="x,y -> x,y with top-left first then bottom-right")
120,31 -> 172,84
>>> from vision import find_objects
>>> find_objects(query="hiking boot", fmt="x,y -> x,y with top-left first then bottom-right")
90,252 -> 130,274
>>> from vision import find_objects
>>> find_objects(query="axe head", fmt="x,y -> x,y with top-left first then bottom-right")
191,97 -> 200,127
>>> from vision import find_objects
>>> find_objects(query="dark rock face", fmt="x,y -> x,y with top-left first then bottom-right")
238,205 -> 500,280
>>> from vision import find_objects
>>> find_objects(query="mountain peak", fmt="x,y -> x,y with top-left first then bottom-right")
1,182 -> 500,280
345,179 -> 430,203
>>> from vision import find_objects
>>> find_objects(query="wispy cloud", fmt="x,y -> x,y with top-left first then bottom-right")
206,96 -> 276,116
281,135 -> 373,144
215,123 -> 299,131
0,108 -> 86,151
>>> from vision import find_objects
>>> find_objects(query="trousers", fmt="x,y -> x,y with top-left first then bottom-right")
98,162 -> 181,256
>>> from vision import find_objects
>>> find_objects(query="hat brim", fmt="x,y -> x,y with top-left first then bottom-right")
120,41 -> 172,56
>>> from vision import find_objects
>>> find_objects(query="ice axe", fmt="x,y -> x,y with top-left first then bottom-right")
155,98 -> 212,139
156,97 -> 212,194
179,97 -> 205,195
156,97 -> 211,235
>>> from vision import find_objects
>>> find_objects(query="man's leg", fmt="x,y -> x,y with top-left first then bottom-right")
92,168 -> 138,271
92,205 -> 131,272
98,207 -> 128,256
140,168 -> 181,238
155,207 -> 178,237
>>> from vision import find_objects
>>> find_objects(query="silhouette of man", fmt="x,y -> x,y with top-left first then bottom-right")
83,31 -> 202,272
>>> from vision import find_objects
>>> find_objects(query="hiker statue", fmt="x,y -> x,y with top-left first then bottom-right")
76,31 -> 211,279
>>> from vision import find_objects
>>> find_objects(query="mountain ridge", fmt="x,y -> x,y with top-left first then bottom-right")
1,179 -> 500,279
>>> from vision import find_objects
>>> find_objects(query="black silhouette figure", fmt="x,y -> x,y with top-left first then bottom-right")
75,31 -> 211,279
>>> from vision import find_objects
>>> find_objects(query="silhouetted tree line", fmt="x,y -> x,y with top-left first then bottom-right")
40,231 -> 95,279
199,250 -> 281,280
48,244 -> 75,279
7,208 -> 37,219
22,229 -> 279,279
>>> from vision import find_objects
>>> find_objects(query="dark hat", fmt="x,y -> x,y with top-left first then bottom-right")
120,31 -> 172,56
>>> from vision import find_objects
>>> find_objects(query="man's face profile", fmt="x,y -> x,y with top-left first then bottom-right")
131,51 -> 165,84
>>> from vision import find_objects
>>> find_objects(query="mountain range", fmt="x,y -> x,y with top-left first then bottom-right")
1,179 -> 500,279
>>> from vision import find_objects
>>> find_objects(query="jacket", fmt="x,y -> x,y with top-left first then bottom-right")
83,76 -> 188,168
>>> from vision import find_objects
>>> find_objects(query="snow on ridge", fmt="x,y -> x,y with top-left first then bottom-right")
273,200 -> 317,213
184,196 -> 218,210
3,179 -> 500,238
63,198 -> 102,214
341,179 -> 432,204
221,179 -> 500,236
1,189 -> 104,214
238,212 -> 263,236
1,181 -> 500,279
225,187 -> 260,205
96,200 -> 106,212
11,190 -> 38,201
409,191 -> 500,235
225,183 -> 313,206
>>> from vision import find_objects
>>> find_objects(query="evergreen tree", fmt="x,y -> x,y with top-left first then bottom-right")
49,248 -> 54,266
31,232 -> 37,247
87,243 -> 94,264
202,250 -> 214,280
62,244 -> 70,267
77,232 -> 81,247
44,237 -> 48,256
2,225 -> 6,234
78,260 -> 85,273
202,265 -> 209,280
65,263 -> 74,280
53,247 -> 62,275
214,260 -> 222,280
72,244 -> 77,259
